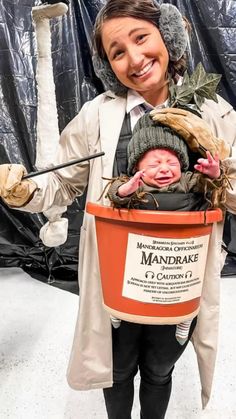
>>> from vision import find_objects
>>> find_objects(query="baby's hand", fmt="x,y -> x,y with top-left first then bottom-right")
118,170 -> 145,197
194,151 -> 220,179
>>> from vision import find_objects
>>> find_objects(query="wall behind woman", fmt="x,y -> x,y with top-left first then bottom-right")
0,0 -> 235,291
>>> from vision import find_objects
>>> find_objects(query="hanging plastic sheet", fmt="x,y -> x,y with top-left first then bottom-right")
162,0 -> 236,107
0,0 -> 102,292
0,0 -> 236,291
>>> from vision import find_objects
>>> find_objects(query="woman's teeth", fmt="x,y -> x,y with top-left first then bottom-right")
135,61 -> 153,77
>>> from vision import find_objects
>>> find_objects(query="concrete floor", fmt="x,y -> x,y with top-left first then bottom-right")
0,267 -> 235,419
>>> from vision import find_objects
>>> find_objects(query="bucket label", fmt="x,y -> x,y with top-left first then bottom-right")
122,233 -> 210,304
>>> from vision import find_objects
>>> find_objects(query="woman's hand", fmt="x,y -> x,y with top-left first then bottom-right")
118,170 -> 145,197
150,107 -> 231,160
0,164 -> 37,207
194,151 -> 220,178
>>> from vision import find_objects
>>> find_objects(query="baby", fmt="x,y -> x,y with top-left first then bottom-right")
117,148 -> 219,198
108,112 -> 220,211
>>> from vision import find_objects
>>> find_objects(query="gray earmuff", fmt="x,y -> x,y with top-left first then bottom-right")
158,3 -> 187,62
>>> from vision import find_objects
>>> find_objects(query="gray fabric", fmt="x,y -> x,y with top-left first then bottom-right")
158,3 -> 187,62
113,113 -> 132,177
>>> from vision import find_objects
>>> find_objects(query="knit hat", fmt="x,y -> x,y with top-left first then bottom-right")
127,113 -> 189,175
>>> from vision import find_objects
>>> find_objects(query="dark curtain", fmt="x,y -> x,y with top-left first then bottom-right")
163,0 -> 236,107
0,0 -> 235,293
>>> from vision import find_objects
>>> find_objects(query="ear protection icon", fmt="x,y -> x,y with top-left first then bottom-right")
145,271 -> 155,279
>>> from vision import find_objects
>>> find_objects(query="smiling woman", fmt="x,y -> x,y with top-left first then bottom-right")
100,17 -> 169,105
93,0 -> 188,97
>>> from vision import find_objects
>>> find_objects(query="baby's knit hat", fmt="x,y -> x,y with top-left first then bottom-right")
127,113 -> 189,175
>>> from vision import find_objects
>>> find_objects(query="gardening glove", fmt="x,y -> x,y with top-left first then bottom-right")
0,164 -> 37,207
150,108 -> 231,160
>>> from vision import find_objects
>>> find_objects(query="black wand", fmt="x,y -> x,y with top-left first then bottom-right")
22,152 -> 105,180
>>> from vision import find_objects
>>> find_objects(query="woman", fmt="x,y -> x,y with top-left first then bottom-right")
1,1 -> 236,418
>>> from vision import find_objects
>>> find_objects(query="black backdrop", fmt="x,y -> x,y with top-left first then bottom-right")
0,0 -> 235,292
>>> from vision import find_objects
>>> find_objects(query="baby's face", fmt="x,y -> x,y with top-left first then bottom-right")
137,148 -> 181,188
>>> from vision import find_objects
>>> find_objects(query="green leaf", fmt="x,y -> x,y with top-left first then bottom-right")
168,83 -> 177,106
189,62 -> 221,103
175,87 -> 194,105
180,71 -> 191,90
193,93 -> 205,110
169,72 -> 194,106
168,63 -> 221,109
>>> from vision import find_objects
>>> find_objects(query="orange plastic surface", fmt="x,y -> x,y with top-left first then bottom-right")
86,202 -> 222,322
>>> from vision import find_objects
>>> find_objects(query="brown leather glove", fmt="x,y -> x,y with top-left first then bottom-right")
0,164 -> 37,207
150,108 -> 231,160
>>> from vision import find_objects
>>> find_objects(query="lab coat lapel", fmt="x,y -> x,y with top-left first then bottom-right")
99,96 -> 127,178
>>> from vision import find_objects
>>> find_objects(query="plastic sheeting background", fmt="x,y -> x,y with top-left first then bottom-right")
0,0 -> 236,293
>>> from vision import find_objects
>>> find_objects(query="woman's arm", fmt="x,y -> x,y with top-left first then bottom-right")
0,101 -> 92,213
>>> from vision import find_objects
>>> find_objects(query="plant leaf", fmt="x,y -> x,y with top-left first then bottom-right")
175,88 -> 194,105
189,62 -> 221,102
169,72 -> 194,106
168,82 -> 177,106
168,63 -> 221,109
193,93 -> 205,110
180,71 -> 191,90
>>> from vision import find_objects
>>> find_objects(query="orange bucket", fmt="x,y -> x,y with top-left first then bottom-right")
86,203 -> 222,324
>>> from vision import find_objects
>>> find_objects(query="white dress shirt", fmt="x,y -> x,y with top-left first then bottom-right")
126,89 -> 169,131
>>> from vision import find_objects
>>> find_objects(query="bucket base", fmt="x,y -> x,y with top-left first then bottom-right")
104,304 -> 200,325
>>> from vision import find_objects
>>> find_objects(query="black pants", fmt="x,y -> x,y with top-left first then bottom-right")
103,318 -> 197,419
